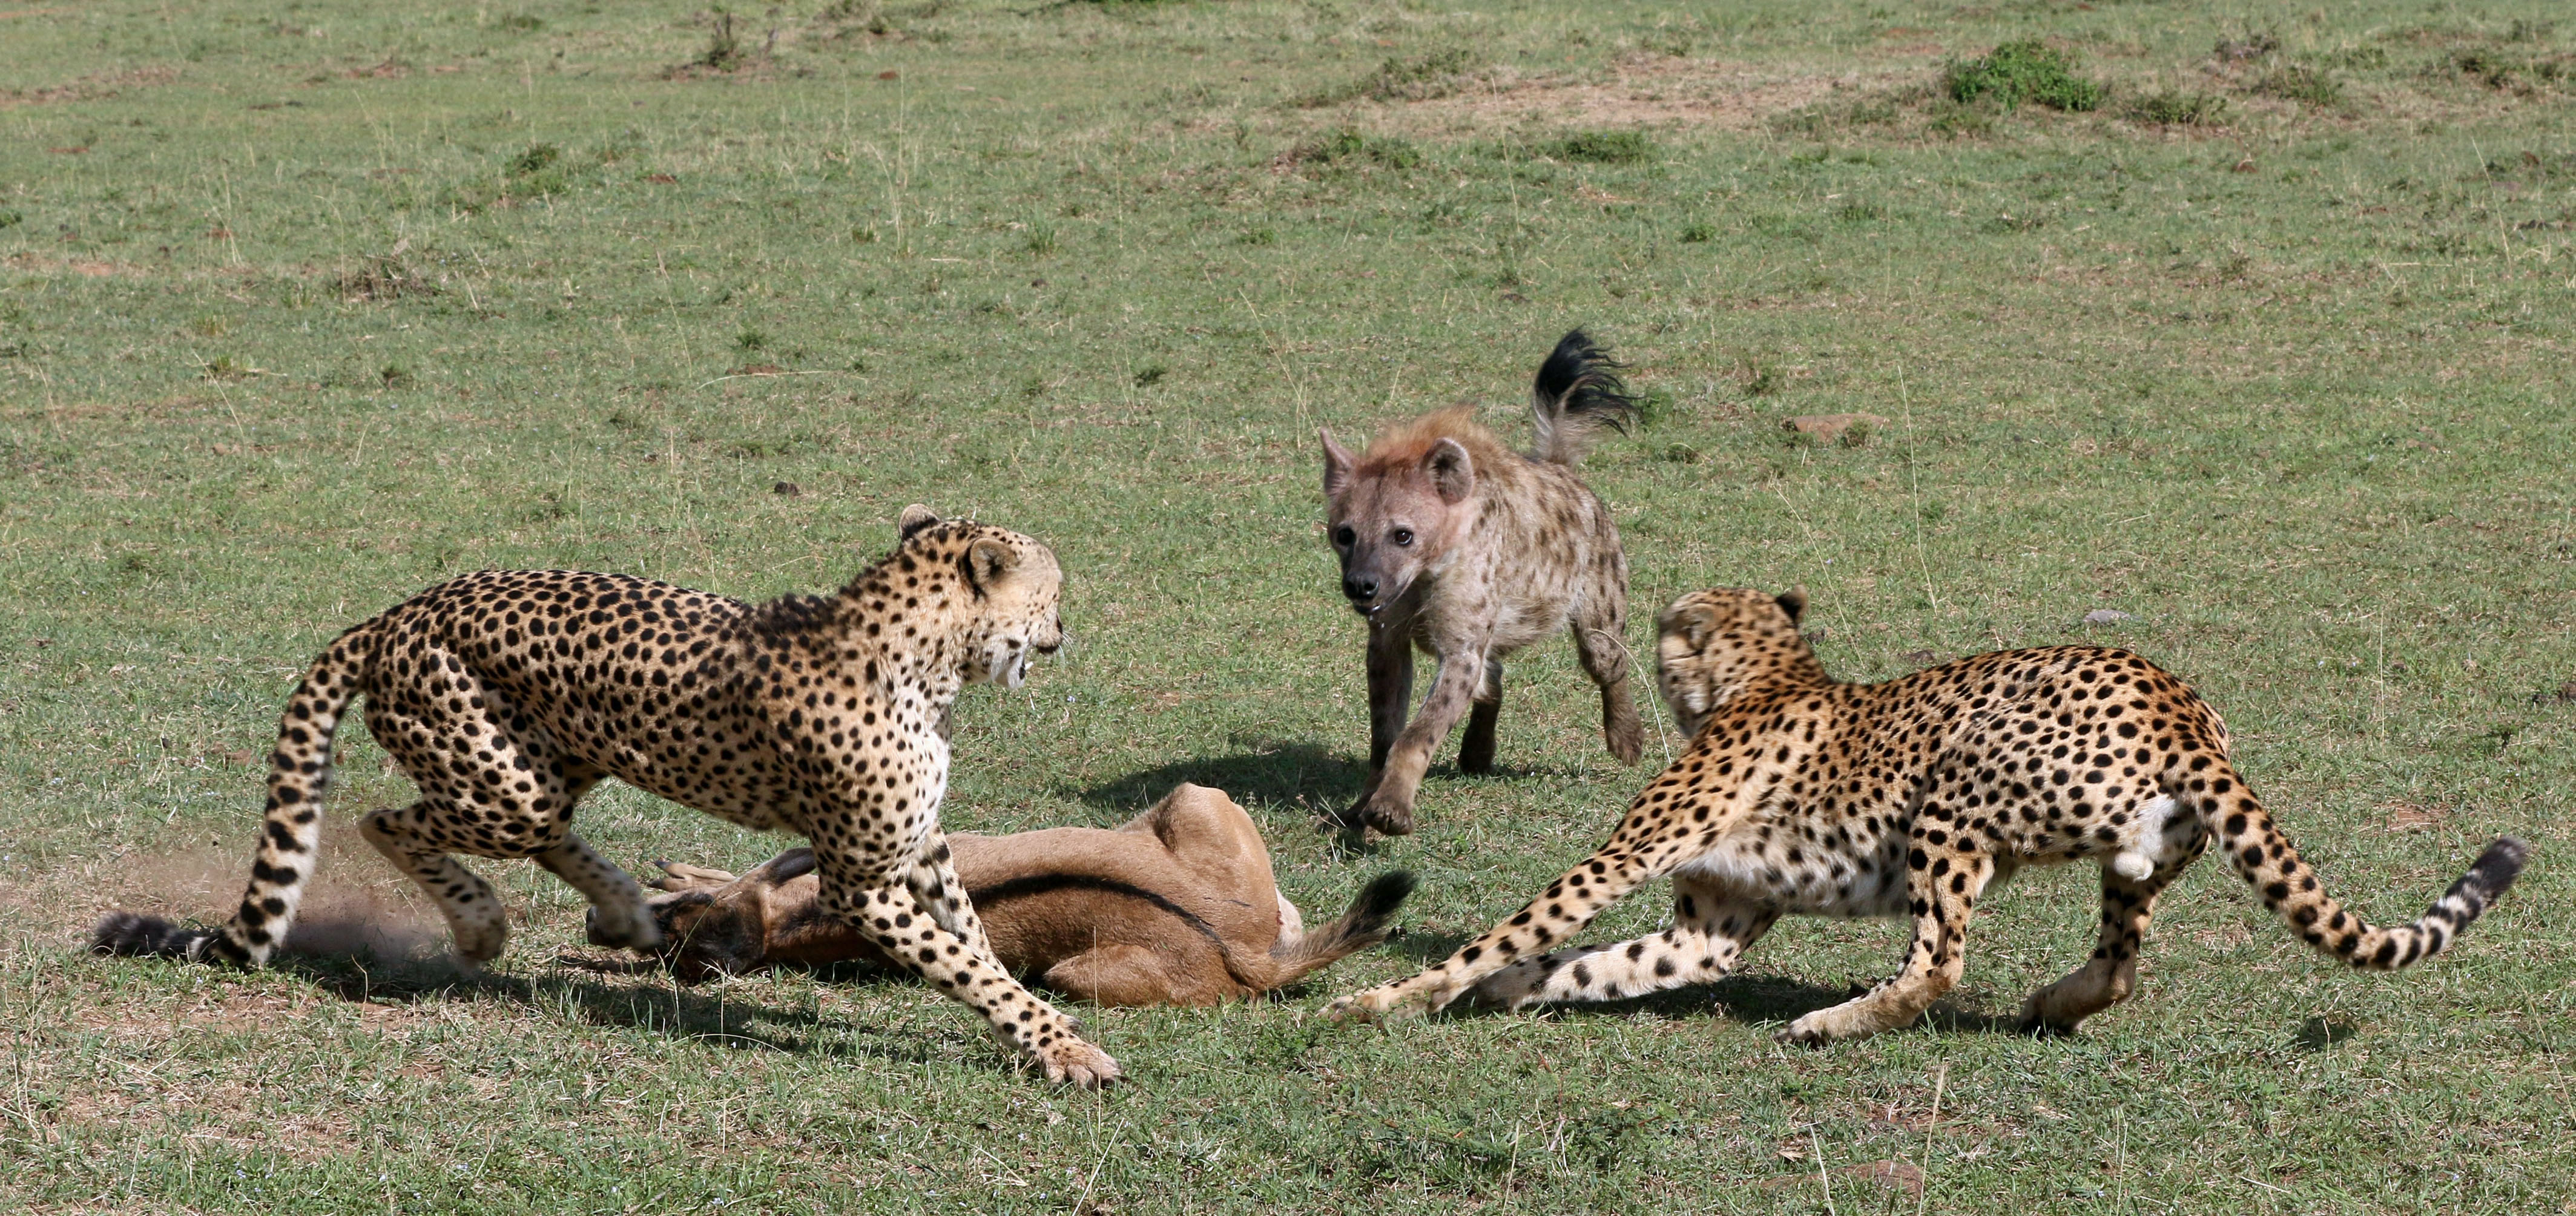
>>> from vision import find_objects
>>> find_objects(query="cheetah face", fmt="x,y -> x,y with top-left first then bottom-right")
954,530 -> 1064,691
1655,587 -> 1808,738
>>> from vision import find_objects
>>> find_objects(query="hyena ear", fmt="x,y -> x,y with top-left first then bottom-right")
964,536 -> 1016,593
1320,429 -> 1357,498
1424,437 -> 1476,504
1775,586 -> 1808,625
897,504 -> 941,541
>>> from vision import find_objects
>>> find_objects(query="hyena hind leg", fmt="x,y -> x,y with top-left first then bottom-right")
1458,661 -> 1503,775
1570,616 -> 1644,765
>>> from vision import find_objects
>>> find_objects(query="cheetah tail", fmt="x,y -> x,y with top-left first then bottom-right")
1267,871 -> 1417,987
90,630 -> 370,968
1527,329 -> 1639,466
2185,771 -> 2528,971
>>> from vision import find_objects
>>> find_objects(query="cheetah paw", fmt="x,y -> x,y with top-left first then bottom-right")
1035,1039 -> 1121,1089
582,903 -> 665,952
1323,981 -> 1451,1024
1774,1012 -> 1841,1048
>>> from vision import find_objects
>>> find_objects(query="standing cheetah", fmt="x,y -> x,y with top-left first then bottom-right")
94,507 -> 1120,1086
1329,588 -> 2528,1043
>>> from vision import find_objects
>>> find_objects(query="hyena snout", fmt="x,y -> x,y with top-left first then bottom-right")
1342,574 -> 1381,605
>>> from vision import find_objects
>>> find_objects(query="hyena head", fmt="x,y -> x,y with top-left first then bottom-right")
1318,409 -> 1487,617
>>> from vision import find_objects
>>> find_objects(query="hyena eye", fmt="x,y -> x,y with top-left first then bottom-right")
1391,528 -> 1414,547
1332,526 -> 1356,547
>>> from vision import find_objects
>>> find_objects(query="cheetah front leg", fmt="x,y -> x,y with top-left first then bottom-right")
1469,879 -> 1776,1010
904,830 -> 994,960
812,852 -> 1118,1088
544,834 -> 662,951
1327,821 -> 1688,1021
1780,820 -> 1994,1047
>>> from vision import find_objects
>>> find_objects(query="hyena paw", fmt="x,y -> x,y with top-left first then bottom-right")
1348,792 -> 1416,837
1606,716 -> 1645,765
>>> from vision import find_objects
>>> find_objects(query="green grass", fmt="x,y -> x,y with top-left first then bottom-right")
4,1 -> 2574,1212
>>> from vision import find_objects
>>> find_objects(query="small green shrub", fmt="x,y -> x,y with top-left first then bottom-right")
1679,222 -> 1716,243
1544,130 -> 1653,164
507,143 -> 561,176
2129,89 -> 2230,126
1945,41 -> 2104,111
1297,130 -> 1421,169
2255,65 -> 2345,107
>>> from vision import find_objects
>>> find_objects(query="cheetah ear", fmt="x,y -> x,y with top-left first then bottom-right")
1423,437 -> 1475,505
1320,429 -> 1357,498
1775,586 -> 1807,625
963,536 -> 1016,594
1663,600 -> 1721,651
897,504 -> 940,542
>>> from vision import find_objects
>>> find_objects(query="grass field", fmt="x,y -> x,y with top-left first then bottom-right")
4,0 -> 2574,1211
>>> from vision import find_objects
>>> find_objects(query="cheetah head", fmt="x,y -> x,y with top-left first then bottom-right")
1654,587 -> 1811,738
895,505 -> 1065,690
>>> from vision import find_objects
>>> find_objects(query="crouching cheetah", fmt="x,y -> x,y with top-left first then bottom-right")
94,506 -> 1121,1087
1328,587 -> 2528,1043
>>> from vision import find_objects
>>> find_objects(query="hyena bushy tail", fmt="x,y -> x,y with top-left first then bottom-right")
1527,329 -> 1639,467
1268,871 -> 1417,987
92,628 -> 370,967
2182,765 -> 2528,970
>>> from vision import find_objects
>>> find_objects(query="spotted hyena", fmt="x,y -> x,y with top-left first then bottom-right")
1320,330 -> 1645,836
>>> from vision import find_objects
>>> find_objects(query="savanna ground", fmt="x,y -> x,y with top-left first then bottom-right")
3,0 -> 2573,1211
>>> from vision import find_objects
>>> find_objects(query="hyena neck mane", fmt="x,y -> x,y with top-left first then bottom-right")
1351,407 -> 1520,493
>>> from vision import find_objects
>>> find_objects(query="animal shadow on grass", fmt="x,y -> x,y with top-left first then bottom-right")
266,950 -> 949,1066
1073,738 -> 1367,818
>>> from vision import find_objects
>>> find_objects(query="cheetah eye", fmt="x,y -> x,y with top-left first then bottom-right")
1332,526 -> 1356,548
1391,528 -> 1414,547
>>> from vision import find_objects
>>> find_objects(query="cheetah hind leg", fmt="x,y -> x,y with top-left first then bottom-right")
545,834 -> 662,952
360,804 -> 509,965
2020,820 -> 2205,1035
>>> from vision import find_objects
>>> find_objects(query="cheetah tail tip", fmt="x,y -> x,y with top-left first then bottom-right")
90,911 -> 208,959
2466,836 -> 2529,899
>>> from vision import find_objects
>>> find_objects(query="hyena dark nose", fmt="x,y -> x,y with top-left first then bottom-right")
1343,576 -> 1379,602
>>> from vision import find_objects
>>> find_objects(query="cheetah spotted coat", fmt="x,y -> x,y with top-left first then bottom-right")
1329,588 -> 2526,1043
95,508 -> 1120,1086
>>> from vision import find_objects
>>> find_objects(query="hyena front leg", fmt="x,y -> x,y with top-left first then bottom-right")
1363,620 -> 1415,775
1351,646 -> 1484,836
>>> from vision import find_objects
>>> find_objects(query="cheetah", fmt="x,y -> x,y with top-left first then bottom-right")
93,507 -> 1121,1086
1328,587 -> 2528,1043
1320,329 -> 1645,835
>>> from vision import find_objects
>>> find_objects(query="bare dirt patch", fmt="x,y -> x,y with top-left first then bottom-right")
1354,57 -> 1914,137
31,815 -> 444,963
0,64 -> 179,108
